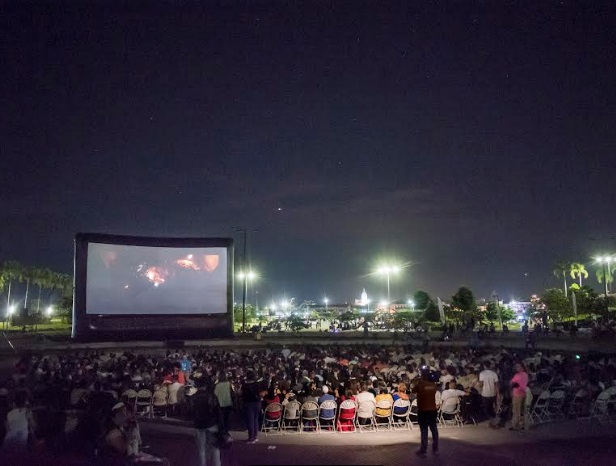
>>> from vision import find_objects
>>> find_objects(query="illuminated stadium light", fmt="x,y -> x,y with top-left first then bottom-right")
375,263 -> 402,301
238,270 -> 257,281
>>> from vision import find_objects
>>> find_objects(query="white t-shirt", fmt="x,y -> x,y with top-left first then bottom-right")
356,391 -> 376,417
441,389 -> 466,412
479,369 -> 499,398
4,408 -> 29,449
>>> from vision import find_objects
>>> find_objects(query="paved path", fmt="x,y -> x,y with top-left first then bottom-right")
140,420 -> 615,466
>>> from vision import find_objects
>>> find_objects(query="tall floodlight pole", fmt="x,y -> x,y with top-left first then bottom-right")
376,265 -> 400,302
607,257 -> 613,294
235,228 -> 257,333
602,261 -> 608,297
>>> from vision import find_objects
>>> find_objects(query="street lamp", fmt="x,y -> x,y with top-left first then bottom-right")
595,256 -> 612,297
7,305 -> 15,328
237,270 -> 257,332
376,265 -> 401,302
324,297 -> 329,312
408,299 -> 415,311
46,306 -> 53,318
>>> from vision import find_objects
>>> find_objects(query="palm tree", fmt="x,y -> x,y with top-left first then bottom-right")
570,262 -> 589,287
20,265 -> 35,310
553,261 -> 571,297
0,260 -> 22,314
32,267 -> 52,313
596,268 -> 614,287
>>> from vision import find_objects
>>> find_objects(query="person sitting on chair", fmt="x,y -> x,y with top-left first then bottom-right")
374,387 -> 394,422
441,381 -> 467,414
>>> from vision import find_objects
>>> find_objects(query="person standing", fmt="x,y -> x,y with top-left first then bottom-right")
479,362 -> 499,419
510,362 -> 529,431
214,372 -> 234,435
412,368 -> 439,456
2,390 -> 34,454
241,371 -> 264,444
193,377 -> 223,466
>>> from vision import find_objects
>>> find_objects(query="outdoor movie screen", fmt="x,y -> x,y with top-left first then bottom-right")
85,243 -> 228,315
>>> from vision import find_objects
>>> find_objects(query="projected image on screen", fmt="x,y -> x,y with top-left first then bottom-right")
86,243 -> 228,315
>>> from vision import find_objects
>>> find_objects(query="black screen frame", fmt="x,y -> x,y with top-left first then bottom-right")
72,233 -> 234,340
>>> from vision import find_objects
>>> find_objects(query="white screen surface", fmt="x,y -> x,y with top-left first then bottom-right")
86,243 -> 228,315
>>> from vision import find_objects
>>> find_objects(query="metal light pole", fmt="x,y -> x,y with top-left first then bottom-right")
386,272 -> 391,302
602,261 -> 609,297
607,257 -> 613,294
377,265 -> 400,303
235,228 -> 257,333
495,294 -> 503,330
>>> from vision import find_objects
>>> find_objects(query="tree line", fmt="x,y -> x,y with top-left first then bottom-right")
0,260 -> 72,316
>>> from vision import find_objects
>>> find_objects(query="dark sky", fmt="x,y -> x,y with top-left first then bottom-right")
2,1 -> 616,305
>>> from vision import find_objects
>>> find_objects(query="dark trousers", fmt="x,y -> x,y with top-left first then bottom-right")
244,401 -> 261,440
221,406 -> 233,434
482,396 -> 496,419
417,411 -> 439,452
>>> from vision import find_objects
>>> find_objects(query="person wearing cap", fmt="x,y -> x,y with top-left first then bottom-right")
104,402 -> 169,465
411,368 -> 439,456
317,385 -> 336,429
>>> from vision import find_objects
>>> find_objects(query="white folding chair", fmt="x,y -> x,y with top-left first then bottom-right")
122,389 -> 138,409
300,401 -> 319,433
282,400 -> 302,433
391,399 -> 412,430
567,389 -> 588,419
336,399 -> 357,433
529,390 -> 550,424
355,400 -> 376,432
136,389 -> 153,417
374,400 -> 393,430
409,399 -> 419,428
589,389 -> 611,424
545,390 -> 565,421
439,399 -> 463,427
262,402 -> 284,435
318,400 -> 338,433
152,389 -> 168,418
607,387 -> 616,422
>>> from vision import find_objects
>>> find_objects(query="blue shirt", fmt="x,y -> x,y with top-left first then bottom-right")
318,393 -> 335,418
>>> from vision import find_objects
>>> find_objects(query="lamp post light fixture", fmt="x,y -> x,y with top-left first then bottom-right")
408,299 -> 415,311
324,297 -> 329,313
376,265 -> 401,302
595,256 -> 613,297
7,305 -> 15,328
237,270 -> 257,333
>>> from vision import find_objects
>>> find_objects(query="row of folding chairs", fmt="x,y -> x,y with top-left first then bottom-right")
121,388 -> 170,418
527,389 -> 567,425
527,387 -> 616,426
588,387 -> 616,424
261,398 -> 423,435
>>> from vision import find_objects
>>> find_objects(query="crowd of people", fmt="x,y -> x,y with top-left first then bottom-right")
1,341 -> 615,464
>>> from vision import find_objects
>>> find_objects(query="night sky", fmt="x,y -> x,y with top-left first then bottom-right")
2,2 -> 616,305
